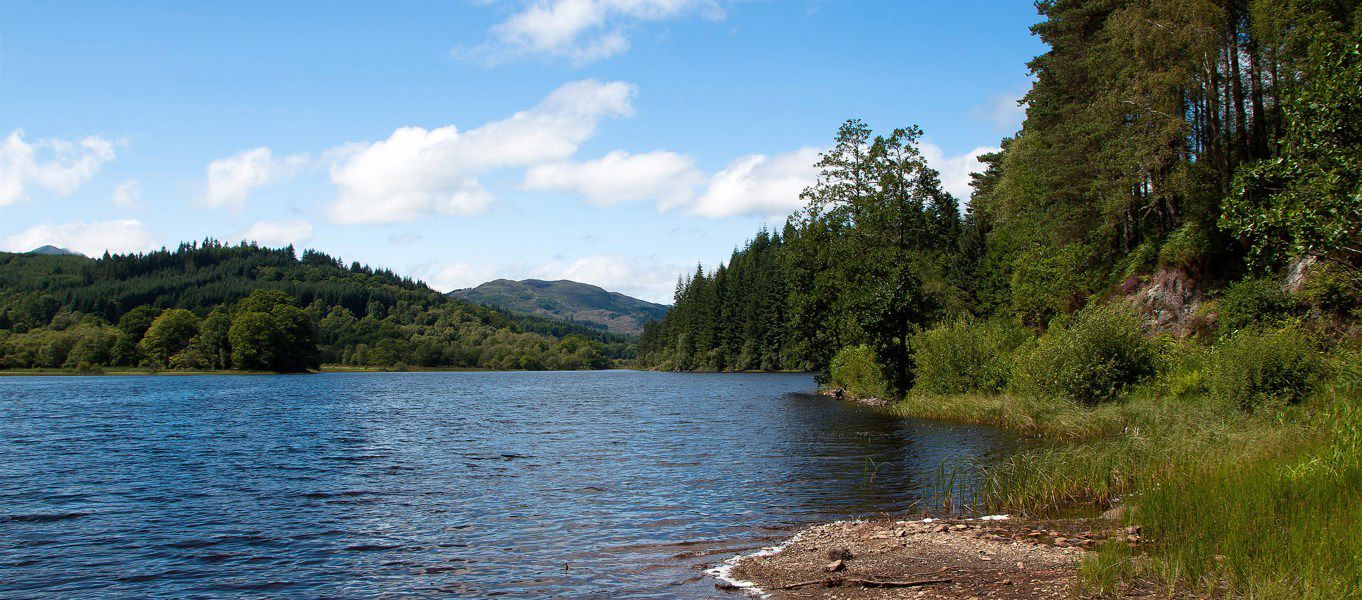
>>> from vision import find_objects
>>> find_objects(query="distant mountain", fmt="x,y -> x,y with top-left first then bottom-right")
450,279 -> 668,335
28,245 -> 84,257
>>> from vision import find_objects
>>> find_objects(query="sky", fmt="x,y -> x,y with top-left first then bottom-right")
0,1 -> 1043,303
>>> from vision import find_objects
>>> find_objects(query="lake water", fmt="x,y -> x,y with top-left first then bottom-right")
0,371 -> 1014,598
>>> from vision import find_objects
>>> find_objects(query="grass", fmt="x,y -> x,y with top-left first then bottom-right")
886,392 -> 1125,441
887,340 -> 1362,597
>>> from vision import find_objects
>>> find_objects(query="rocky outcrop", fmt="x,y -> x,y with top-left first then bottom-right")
1125,268 -> 1205,336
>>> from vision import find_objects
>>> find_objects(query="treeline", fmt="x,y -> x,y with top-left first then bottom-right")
0,241 -> 627,371
639,0 -> 1362,393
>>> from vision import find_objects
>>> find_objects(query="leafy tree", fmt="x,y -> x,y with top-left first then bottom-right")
138,308 -> 202,367
229,311 -> 279,371
1222,36 -> 1362,272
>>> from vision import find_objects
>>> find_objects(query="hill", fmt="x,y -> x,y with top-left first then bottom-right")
450,279 -> 668,335
0,241 -> 632,371
27,245 -> 84,257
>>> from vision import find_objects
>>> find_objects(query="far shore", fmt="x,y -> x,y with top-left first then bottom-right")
0,366 -> 818,377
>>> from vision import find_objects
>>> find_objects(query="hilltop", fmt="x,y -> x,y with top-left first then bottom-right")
450,279 -> 668,335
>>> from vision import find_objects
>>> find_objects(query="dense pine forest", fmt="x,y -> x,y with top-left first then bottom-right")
640,0 -> 1361,387
0,242 -> 628,372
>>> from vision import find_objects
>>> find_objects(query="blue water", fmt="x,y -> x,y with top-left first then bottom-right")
0,371 -> 1013,598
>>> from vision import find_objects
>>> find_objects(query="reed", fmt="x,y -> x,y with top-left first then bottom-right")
890,330 -> 1362,596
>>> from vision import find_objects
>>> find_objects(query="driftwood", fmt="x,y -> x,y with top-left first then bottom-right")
776,576 -> 953,590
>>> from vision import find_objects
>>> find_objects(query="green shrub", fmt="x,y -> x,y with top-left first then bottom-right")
1217,277 -> 1300,336
828,344 -> 889,399
911,318 -> 1034,394
1010,243 -> 1091,326
1207,327 -> 1323,411
1011,305 -> 1156,404
1298,261 -> 1362,318
1157,221 -> 1215,270
1121,240 -> 1159,278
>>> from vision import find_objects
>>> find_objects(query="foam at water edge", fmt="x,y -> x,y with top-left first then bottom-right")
706,531 -> 804,598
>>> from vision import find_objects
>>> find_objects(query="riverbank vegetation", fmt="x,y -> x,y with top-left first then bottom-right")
0,243 -> 627,372
641,2 -> 1361,596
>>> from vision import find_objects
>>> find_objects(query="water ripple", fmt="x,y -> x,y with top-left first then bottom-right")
0,371 -> 1014,598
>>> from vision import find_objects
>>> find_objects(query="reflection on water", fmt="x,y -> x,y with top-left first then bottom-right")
0,371 -> 1014,597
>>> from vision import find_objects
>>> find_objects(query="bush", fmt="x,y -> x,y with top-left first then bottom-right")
1010,244 -> 1092,326
911,318 -> 1034,394
1216,277 -> 1300,336
1207,327 -> 1323,411
1298,261 -> 1362,318
1011,305 -> 1156,404
1157,221 -> 1215,271
828,344 -> 889,400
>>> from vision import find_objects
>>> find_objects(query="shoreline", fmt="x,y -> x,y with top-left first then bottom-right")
710,514 -> 1150,599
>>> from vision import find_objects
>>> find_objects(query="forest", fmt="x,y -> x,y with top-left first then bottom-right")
639,1 -> 1362,595
640,0 -> 1361,385
0,242 -> 628,372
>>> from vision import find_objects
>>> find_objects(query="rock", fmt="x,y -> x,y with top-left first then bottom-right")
1126,525 -> 1142,536
827,546 -> 854,561
934,524 -> 948,533
1101,505 -> 1127,521
1054,537 -> 1068,545
952,524 -> 968,531
825,559 -> 846,573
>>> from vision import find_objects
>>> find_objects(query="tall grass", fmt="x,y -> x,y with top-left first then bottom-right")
890,314 -> 1361,596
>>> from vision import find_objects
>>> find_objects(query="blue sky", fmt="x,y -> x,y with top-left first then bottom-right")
1,1 -> 1042,302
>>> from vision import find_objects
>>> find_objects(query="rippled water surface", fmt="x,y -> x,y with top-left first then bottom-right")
1,371 -> 1014,598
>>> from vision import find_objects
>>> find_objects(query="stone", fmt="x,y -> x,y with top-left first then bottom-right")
825,559 -> 846,573
827,546 -> 854,561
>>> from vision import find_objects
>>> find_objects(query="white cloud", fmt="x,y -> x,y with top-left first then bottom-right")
428,261 -> 502,292
919,140 -> 999,201
523,150 -> 702,206
973,91 -> 1028,132
2,220 -> 157,256
233,220 -> 314,247
326,79 -> 636,224
423,254 -> 681,303
201,147 -> 308,209
683,146 -> 821,218
0,130 -> 118,206
112,180 -> 142,208
460,0 -> 724,64
530,254 -> 680,303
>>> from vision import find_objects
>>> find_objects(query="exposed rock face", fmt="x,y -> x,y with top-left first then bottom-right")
1128,268 -> 1203,336
1284,256 -> 1319,294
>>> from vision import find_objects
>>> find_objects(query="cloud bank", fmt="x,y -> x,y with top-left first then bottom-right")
2,220 -> 157,256
201,147 -> 309,209
327,79 -> 636,224
0,130 -> 117,206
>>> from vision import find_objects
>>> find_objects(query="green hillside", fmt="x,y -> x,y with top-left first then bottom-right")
0,241 -> 632,372
450,278 -> 668,335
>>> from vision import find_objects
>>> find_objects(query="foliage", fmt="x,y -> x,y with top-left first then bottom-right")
137,308 -> 201,368
1221,37 -> 1362,271
1009,244 -> 1091,326
1011,306 -> 1156,404
0,242 -> 625,372
910,318 -> 1033,394
1298,260 -> 1362,318
1207,326 -> 1323,410
1215,277 -> 1300,335
827,345 -> 889,400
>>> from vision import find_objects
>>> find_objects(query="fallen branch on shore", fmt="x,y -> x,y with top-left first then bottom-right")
776,576 -> 953,590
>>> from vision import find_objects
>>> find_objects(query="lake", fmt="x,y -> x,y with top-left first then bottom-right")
0,371 -> 1014,598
